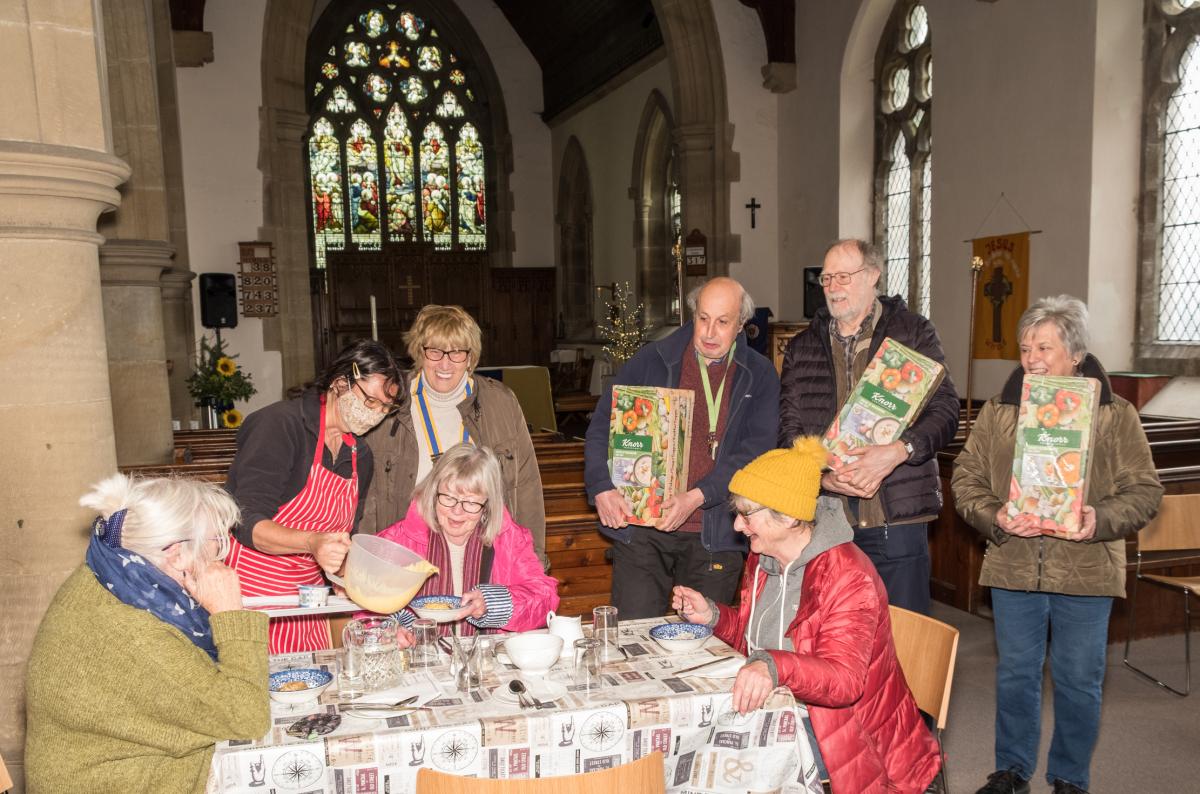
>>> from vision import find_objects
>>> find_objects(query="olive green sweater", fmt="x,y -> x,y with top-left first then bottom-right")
25,566 -> 271,793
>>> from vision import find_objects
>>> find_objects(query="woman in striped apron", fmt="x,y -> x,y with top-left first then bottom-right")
224,340 -> 402,652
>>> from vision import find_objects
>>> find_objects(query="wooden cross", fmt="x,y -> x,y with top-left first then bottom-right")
399,274 -> 421,304
745,197 -> 761,229
982,265 -> 1013,344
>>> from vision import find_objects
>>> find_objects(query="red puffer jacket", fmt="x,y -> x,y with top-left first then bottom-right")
714,543 -> 939,793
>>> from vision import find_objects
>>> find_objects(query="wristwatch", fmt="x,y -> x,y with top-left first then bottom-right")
902,439 -> 915,460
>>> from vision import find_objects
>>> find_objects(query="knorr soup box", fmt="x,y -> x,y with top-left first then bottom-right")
1007,375 -> 1100,537
607,386 -> 694,527
824,337 -> 945,466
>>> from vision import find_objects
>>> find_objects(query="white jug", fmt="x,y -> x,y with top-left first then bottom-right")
546,611 -> 584,658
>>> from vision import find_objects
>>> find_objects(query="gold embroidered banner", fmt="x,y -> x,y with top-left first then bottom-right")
971,232 -> 1030,360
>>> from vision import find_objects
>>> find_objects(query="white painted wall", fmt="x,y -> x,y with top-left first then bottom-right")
549,58 -> 674,301
710,0 -> 780,318
177,0 -> 280,416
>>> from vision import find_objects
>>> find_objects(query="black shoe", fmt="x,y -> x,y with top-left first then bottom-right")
974,769 -> 1031,794
1051,780 -> 1088,794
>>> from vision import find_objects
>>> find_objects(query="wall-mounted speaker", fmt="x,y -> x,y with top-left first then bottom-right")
199,273 -> 238,329
803,266 -> 825,319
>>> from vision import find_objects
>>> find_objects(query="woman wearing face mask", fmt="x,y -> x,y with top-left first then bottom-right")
224,339 -> 402,652
360,305 -> 548,568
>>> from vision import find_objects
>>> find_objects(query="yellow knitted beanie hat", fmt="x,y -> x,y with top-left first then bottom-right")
728,436 -> 827,522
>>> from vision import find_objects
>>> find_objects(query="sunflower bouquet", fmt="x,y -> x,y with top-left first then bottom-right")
186,334 -> 256,427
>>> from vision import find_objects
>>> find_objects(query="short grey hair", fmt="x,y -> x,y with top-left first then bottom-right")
414,443 -> 505,544
1017,295 -> 1090,360
79,474 -> 239,573
685,279 -> 756,326
825,239 -> 885,274
729,494 -> 811,531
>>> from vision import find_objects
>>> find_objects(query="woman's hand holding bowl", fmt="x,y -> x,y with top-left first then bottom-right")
460,589 -> 488,619
671,585 -> 713,625
308,532 -> 352,575
182,562 -> 244,614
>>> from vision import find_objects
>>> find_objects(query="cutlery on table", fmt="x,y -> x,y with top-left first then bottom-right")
672,658 -> 732,676
508,679 -> 539,708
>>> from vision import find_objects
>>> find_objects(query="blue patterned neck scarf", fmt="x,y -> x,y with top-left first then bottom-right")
85,510 -> 218,661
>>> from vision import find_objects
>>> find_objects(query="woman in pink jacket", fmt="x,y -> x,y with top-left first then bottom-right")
379,443 -> 557,634
673,438 -> 940,793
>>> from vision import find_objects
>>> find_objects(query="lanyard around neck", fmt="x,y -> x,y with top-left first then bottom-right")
414,373 -> 473,460
696,341 -> 735,436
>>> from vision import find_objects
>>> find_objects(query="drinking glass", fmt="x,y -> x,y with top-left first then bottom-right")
343,616 -> 404,691
592,605 -> 621,664
409,618 -> 439,668
573,638 -> 602,697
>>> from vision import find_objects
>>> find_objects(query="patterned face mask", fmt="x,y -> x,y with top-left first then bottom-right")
337,386 -> 385,435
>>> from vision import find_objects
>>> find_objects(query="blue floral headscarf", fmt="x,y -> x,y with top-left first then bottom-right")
85,509 -> 218,661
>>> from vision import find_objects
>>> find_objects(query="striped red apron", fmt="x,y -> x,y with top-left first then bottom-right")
227,396 -> 359,653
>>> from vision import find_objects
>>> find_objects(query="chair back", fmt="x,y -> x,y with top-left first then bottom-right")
888,605 -> 960,731
415,751 -> 664,793
1137,493 -> 1200,554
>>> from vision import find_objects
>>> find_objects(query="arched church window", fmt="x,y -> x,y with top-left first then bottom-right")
631,90 -> 678,329
305,3 -> 489,268
875,0 -> 932,317
667,152 -> 683,323
1138,0 -> 1200,371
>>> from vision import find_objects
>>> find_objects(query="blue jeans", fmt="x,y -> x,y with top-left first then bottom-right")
991,588 -> 1113,790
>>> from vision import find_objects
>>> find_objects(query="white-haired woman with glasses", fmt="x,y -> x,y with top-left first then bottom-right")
224,338 -> 403,652
26,474 -> 269,793
377,444 -> 558,635
361,304 -> 548,568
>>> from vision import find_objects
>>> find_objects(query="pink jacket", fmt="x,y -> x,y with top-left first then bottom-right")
378,503 -> 558,632
714,543 -> 940,794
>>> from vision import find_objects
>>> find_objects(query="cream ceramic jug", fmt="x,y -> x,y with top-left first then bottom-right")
545,611 -> 584,657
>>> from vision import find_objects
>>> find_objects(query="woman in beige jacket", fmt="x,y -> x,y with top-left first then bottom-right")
359,305 -> 547,567
952,295 -> 1162,794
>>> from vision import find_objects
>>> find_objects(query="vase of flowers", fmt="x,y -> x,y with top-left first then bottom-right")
186,334 -> 256,429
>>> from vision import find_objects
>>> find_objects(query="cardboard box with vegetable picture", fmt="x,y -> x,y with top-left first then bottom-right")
606,385 -> 694,527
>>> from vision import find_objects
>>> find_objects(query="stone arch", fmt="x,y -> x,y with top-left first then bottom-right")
652,0 -> 736,282
557,136 -> 593,339
259,0 -> 516,389
630,89 -> 677,327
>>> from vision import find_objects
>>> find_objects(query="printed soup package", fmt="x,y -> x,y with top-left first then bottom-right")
607,385 -> 694,527
824,337 -> 945,466
1007,374 -> 1100,537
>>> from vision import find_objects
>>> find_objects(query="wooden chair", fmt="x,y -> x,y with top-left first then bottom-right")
1123,493 -> 1200,696
415,751 -> 664,793
889,605 -> 960,793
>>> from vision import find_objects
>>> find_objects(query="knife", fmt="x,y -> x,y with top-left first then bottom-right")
673,657 -> 736,676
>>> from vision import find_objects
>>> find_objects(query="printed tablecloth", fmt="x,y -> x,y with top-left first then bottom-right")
207,617 -> 822,793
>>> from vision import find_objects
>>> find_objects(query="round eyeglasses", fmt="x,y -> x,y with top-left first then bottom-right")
423,347 -> 470,363
436,492 -> 486,514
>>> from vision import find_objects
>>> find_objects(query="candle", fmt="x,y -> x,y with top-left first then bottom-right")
370,295 -> 378,341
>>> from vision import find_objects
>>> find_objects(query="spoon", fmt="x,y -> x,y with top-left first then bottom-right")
508,679 -> 540,708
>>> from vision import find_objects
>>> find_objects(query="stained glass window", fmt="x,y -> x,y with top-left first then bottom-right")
305,3 -> 490,264
875,0 -> 932,316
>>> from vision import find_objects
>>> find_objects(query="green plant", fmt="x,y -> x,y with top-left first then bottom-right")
186,334 -> 256,409
599,281 -> 651,368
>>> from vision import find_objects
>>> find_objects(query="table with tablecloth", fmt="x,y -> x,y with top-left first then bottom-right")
206,617 -> 822,793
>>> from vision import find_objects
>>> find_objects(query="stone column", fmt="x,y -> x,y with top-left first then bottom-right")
0,6 -> 131,790
97,0 -> 176,464
161,267 -> 198,424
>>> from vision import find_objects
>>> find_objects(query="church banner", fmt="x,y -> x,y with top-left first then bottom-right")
971,232 -> 1030,360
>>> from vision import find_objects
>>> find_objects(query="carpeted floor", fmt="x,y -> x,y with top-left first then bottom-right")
931,602 -> 1200,794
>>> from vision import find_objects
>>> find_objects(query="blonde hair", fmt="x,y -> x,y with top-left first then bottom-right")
404,305 -> 482,370
80,474 -> 239,572
413,444 -> 505,544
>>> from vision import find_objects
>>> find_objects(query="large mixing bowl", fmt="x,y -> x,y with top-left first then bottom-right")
330,535 -> 437,614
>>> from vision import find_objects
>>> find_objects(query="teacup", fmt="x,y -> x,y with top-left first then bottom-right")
546,611 -> 584,658
501,632 -> 563,675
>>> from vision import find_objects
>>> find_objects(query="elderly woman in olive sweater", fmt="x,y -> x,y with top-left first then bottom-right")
25,475 -> 270,794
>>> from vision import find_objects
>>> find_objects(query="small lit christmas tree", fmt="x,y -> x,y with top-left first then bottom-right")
599,281 -> 651,368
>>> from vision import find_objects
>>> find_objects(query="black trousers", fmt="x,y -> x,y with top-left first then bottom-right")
609,526 -> 744,620
851,522 -> 932,615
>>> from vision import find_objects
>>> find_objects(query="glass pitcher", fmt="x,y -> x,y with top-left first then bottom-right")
343,616 -> 404,691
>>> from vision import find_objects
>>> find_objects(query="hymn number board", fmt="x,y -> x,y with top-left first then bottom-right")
237,242 -> 279,318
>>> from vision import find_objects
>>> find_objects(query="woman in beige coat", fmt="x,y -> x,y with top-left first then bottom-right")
359,305 -> 547,567
952,295 -> 1162,794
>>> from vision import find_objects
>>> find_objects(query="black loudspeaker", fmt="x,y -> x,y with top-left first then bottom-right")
199,273 -> 239,329
803,266 -> 825,319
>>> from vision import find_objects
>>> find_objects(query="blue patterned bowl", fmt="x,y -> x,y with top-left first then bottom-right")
650,622 -> 713,653
410,594 -> 469,622
269,668 -> 332,704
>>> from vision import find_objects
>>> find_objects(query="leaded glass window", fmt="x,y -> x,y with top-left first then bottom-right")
1158,34 -> 1200,342
875,0 -> 932,317
305,3 -> 489,267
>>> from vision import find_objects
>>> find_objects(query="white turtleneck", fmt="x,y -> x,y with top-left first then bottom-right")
411,373 -> 469,484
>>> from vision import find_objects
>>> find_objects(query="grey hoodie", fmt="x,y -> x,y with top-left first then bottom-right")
705,496 -> 855,684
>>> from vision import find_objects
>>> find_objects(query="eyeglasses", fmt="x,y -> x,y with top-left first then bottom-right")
352,378 -> 400,415
437,492 -> 486,514
733,506 -> 768,520
423,347 -> 470,363
818,267 -> 868,287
